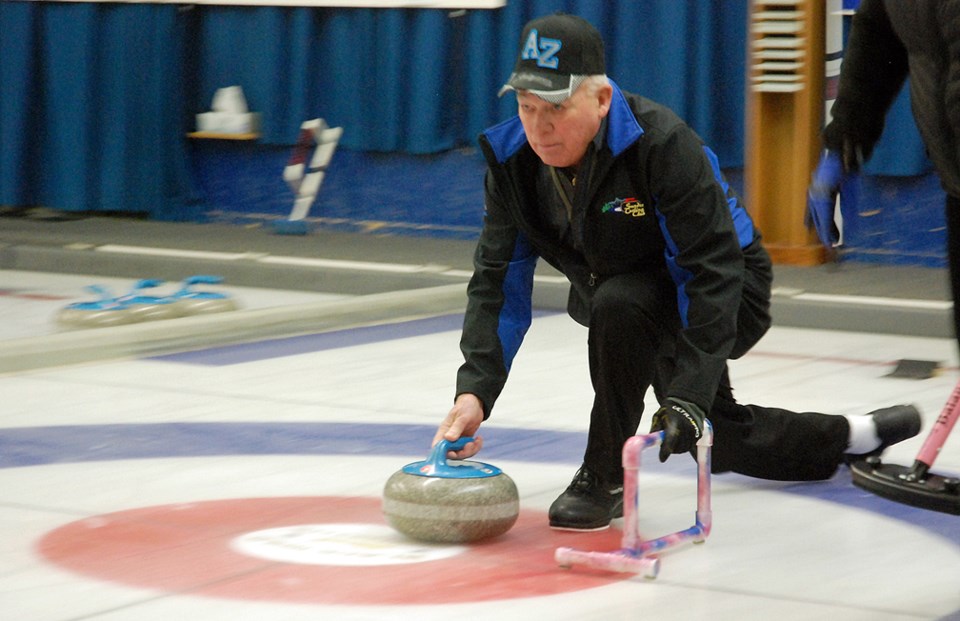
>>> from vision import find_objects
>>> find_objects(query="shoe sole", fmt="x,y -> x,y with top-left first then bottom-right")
548,522 -> 613,532
548,506 -> 623,531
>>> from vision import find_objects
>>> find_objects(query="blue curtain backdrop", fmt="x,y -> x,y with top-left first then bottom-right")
185,1 -> 753,161
0,0 -> 928,220
0,2 -> 199,219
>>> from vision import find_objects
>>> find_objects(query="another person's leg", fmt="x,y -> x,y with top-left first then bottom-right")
945,194 -> 960,350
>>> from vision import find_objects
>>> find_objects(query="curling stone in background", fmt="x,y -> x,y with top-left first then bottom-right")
383,437 -> 519,544
56,284 -> 136,329
116,279 -> 183,322
170,275 -> 239,316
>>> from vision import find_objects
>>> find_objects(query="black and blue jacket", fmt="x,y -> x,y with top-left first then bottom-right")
456,81 -> 771,417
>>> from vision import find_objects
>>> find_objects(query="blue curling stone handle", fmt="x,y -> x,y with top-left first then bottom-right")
401,437 -> 503,479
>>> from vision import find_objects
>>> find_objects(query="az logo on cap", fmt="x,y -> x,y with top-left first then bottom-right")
521,29 -> 562,69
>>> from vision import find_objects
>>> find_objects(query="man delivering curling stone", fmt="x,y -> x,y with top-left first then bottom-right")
432,13 -> 921,531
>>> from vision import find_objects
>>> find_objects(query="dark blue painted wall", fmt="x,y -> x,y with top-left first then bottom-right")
191,144 -> 946,267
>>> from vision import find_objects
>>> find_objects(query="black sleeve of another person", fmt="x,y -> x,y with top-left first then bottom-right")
823,0 -> 910,160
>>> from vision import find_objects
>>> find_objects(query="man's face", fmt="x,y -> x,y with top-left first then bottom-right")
516,83 -> 612,169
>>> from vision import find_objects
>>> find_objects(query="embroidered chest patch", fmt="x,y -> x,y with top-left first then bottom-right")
601,198 -> 645,217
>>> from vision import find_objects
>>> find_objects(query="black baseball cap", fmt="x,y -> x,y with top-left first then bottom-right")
498,13 -> 606,104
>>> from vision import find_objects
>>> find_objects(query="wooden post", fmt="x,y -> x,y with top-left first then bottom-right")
745,0 -> 827,265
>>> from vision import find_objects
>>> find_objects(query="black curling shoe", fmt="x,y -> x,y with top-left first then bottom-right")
548,465 -> 624,531
847,404 -> 923,460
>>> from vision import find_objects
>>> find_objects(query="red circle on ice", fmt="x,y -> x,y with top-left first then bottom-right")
37,496 -> 630,604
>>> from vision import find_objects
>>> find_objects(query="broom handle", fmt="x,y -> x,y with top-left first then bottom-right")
908,379 -> 960,479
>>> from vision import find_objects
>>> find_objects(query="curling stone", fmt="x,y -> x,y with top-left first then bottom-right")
170,275 -> 238,315
383,437 -> 519,544
117,279 -> 182,322
56,285 -> 136,329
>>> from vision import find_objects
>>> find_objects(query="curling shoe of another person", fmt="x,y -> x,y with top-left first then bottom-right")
844,404 -> 922,462
548,465 -> 623,531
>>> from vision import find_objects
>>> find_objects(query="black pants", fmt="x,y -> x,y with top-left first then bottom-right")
582,265 -> 848,485
945,194 -> 960,350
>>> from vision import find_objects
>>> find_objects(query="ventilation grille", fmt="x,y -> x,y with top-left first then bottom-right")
750,0 -> 807,92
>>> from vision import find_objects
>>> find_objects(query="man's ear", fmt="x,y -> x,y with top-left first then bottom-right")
597,84 -> 613,117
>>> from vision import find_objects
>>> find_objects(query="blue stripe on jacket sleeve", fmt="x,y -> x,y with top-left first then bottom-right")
655,209 -> 693,328
497,234 -> 536,371
702,145 -> 755,248
656,147 -> 756,329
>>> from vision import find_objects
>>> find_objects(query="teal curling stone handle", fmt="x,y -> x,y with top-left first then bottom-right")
401,437 -> 503,479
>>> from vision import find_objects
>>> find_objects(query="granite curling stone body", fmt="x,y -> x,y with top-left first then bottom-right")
170,275 -> 239,316
56,284 -> 137,329
383,437 -> 519,543
57,280 -> 180,329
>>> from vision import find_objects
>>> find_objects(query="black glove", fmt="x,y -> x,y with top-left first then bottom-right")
650,398 -> 705,463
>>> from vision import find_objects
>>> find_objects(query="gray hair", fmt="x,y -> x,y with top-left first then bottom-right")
579,74 -> 610,97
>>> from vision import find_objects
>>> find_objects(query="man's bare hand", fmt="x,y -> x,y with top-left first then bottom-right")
432,393 -> 485,459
